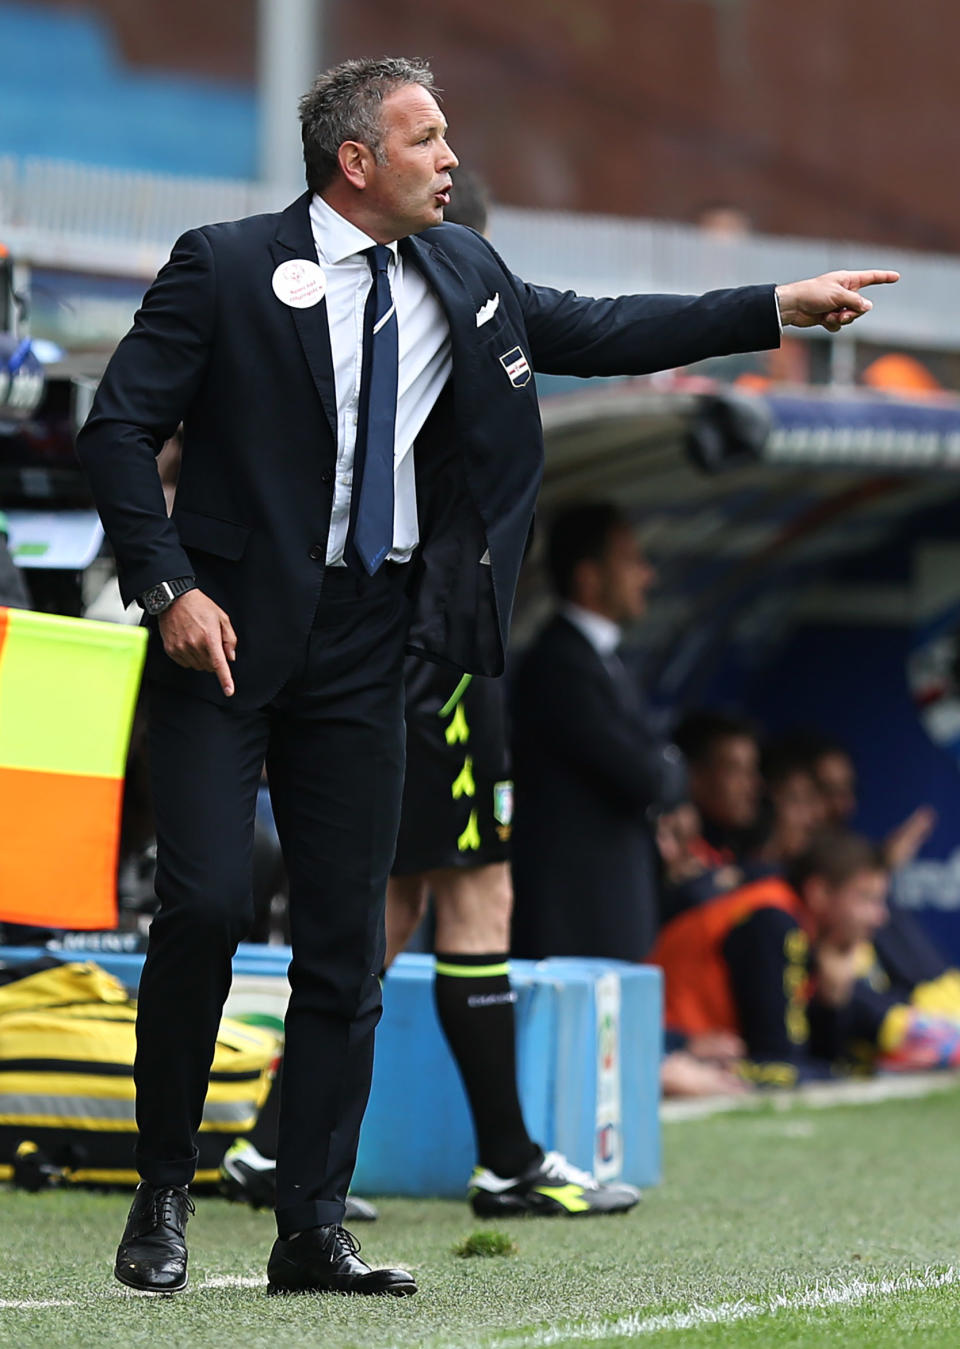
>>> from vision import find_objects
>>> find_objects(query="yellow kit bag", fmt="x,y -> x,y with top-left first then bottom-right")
0,959 -> 277,1186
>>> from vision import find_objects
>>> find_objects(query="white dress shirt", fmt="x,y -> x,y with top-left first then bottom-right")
309,194 -> 452,566
561,602 -> 622,657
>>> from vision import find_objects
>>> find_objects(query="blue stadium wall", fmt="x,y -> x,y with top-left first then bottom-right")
1,1 -> 256,177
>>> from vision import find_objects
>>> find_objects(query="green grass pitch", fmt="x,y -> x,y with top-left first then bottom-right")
2,1087 -> 960,1347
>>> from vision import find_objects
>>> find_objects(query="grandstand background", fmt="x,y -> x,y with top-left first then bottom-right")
3,0 -> 959,250
4,0 -> 960,949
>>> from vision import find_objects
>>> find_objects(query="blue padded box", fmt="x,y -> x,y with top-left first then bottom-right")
0,945 -> 662,1197
354,954 -> 662,1197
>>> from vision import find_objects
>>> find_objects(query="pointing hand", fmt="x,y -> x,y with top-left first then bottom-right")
157,588 -> 237,697
776,270 -> 900,333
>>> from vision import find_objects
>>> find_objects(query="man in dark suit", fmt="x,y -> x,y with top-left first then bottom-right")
511,503 -> 687,962
76,54 -> 897,1296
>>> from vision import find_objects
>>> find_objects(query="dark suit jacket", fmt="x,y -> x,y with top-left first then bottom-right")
77,192 -> 779,709
510,615 -> 687,962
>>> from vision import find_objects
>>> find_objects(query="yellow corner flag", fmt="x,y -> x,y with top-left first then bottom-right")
0,606 -> 146,929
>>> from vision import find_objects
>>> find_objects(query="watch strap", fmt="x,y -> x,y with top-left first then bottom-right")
139,575 -> 197,614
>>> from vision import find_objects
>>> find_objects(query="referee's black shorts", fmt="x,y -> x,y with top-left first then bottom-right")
392,655 -> 513,876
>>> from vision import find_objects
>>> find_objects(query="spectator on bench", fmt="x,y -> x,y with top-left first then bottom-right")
659,728 -> 833,923
769,732 -> 958,1069
805,732 -> 936,870
658,713 -> 767,922
672,712 -> 762,868
841,917 -> 960,1073
750,736 -> 829,870
650,831 -> 888,1086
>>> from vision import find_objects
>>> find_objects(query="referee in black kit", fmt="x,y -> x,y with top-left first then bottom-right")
77,53 -> 897,1298
385,171 -> 643,1215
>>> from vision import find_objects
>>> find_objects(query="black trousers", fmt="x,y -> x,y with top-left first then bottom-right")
134,563 -> 410,1237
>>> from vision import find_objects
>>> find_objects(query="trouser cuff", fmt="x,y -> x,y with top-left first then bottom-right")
275,1198 -> 346,1239
135,1148 -> 199,1188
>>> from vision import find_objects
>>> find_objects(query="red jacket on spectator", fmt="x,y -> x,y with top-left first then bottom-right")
650,876 -> 813,1038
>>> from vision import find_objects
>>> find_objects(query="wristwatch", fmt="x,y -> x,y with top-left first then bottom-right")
139,576 -> 197,615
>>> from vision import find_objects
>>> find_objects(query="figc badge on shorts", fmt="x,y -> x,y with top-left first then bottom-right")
494,779 -> 513,842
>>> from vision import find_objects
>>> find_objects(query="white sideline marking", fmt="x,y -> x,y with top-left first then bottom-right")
661,1069 -> 960,1123
483,1267 -> 960,1347
199,1275 -> 265,1289
1,1266 -> 956,1339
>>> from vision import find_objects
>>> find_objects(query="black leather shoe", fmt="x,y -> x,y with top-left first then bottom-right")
114,1182 -> 194,1293
267,1225 -> 416,1297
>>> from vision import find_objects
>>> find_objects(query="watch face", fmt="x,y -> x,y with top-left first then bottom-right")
144,583 -> 172,614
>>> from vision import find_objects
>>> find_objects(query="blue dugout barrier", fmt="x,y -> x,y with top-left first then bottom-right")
0,944 -> 662,1197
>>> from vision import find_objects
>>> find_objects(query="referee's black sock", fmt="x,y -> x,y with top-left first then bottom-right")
434,951 -> 541,1180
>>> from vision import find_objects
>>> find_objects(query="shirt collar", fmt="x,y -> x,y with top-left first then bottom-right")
561,603 -> 622,657
309,194 -> 399,267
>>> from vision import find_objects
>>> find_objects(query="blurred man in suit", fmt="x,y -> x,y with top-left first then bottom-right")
511,503 -> 687,962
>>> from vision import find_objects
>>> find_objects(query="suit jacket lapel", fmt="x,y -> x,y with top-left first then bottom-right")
557,614 -> 641,714
401,234 -> 479,371
271,193 -> 338,441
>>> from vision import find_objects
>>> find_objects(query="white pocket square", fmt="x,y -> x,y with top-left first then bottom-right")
475,293 -> 500,327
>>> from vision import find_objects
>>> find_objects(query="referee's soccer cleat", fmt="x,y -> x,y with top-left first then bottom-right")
221,1140 -> 277,1209
468,1150 -> 641,1217
220,1140 -> 379,1222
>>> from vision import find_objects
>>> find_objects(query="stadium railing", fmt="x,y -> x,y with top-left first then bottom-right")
2,154 -> 959,353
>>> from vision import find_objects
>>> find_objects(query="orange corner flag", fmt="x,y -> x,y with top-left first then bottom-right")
0,607 -> 147,929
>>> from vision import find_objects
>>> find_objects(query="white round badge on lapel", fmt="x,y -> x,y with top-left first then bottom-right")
272,259 -> 326,309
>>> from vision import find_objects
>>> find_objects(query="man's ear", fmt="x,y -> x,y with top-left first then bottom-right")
338,141 -> 373,190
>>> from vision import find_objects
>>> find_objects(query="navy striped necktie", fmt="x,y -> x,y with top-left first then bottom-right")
348,243 -> 398,575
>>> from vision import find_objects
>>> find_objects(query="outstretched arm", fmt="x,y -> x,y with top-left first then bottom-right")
511,266 -> 899,377
514,279 -> 783,377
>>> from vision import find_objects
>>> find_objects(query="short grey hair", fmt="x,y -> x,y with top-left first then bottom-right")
299,57 -> 435,193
